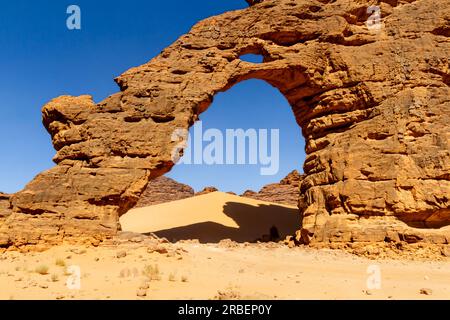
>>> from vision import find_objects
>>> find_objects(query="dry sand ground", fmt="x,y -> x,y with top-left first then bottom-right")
1,192 -> 449,300
1,242 -> 449,300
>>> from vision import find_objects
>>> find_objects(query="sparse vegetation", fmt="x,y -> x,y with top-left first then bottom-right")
34,265 -> 49,275
55,258 -> 66,267
142,264 -> 161,281
51,274 -> 59,282
168,272 -> 176,282
181,275 -> 188,283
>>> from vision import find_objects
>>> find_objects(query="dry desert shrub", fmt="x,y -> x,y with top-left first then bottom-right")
142,264 -> 161,281
51,274 -> 59,282
55,258 -> 66,267
35,265 -> 49,275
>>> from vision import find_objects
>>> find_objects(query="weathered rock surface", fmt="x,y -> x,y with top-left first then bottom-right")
0,193 -> 10,215
0,0 -> 449,249
134,176 -> 194,208
242,170 -> 303,206
0,193 -> 12,223
0,193 -> 12,247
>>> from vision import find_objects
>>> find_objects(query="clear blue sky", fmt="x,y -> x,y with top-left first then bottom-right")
0,0 -> 305,194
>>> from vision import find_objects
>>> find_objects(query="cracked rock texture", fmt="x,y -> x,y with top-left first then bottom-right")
0,0 -> 449,249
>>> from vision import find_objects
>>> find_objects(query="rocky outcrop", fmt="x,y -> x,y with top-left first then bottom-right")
0,0 -> 449,249
0,193 -> 12,247
0,193 -> 10,212
196,187 -> 219,196
134,176 -> 194,208
242,170 -> 303,206
0,193 -> 12,219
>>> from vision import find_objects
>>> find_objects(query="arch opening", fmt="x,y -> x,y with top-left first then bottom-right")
124,79 -> 306,244
169,79 -> 305,195
236,44 -> 272,64
239,53 -> 264,64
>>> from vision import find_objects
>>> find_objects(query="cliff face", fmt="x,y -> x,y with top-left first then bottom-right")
1,0 -> 449,249
242,171 -> 303,207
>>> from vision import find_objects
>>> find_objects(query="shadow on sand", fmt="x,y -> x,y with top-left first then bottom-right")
150,201 -> 299,243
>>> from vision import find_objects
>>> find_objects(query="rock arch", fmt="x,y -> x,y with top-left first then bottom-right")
0,0 -> 449,248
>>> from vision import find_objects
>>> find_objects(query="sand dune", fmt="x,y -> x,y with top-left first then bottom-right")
120,192 -> 299,243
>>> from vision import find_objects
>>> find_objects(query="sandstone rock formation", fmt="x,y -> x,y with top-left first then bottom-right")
0,193 -> 12,247
196,187 -> 219,196
0,193 -> 11,220
0,0 -> 449,249
242,170 -> 303,206
134,176 -> 194,208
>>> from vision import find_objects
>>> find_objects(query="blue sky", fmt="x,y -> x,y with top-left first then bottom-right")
0,0 -> 305,194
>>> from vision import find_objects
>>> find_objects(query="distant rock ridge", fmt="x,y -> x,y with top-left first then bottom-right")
241,170 -> 303,207
135,171 -> 302,208
135,177 -> 194,208
195,187 -> 219,196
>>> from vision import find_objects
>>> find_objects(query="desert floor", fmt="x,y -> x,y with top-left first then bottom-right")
1,242 -> 450,300
1,192 -> 449,300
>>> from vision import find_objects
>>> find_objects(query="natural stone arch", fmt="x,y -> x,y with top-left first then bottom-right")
0,0 -> 449,249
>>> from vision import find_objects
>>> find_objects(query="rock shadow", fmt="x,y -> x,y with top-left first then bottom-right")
152,201 -> 299,243
396,209 -> 450,229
